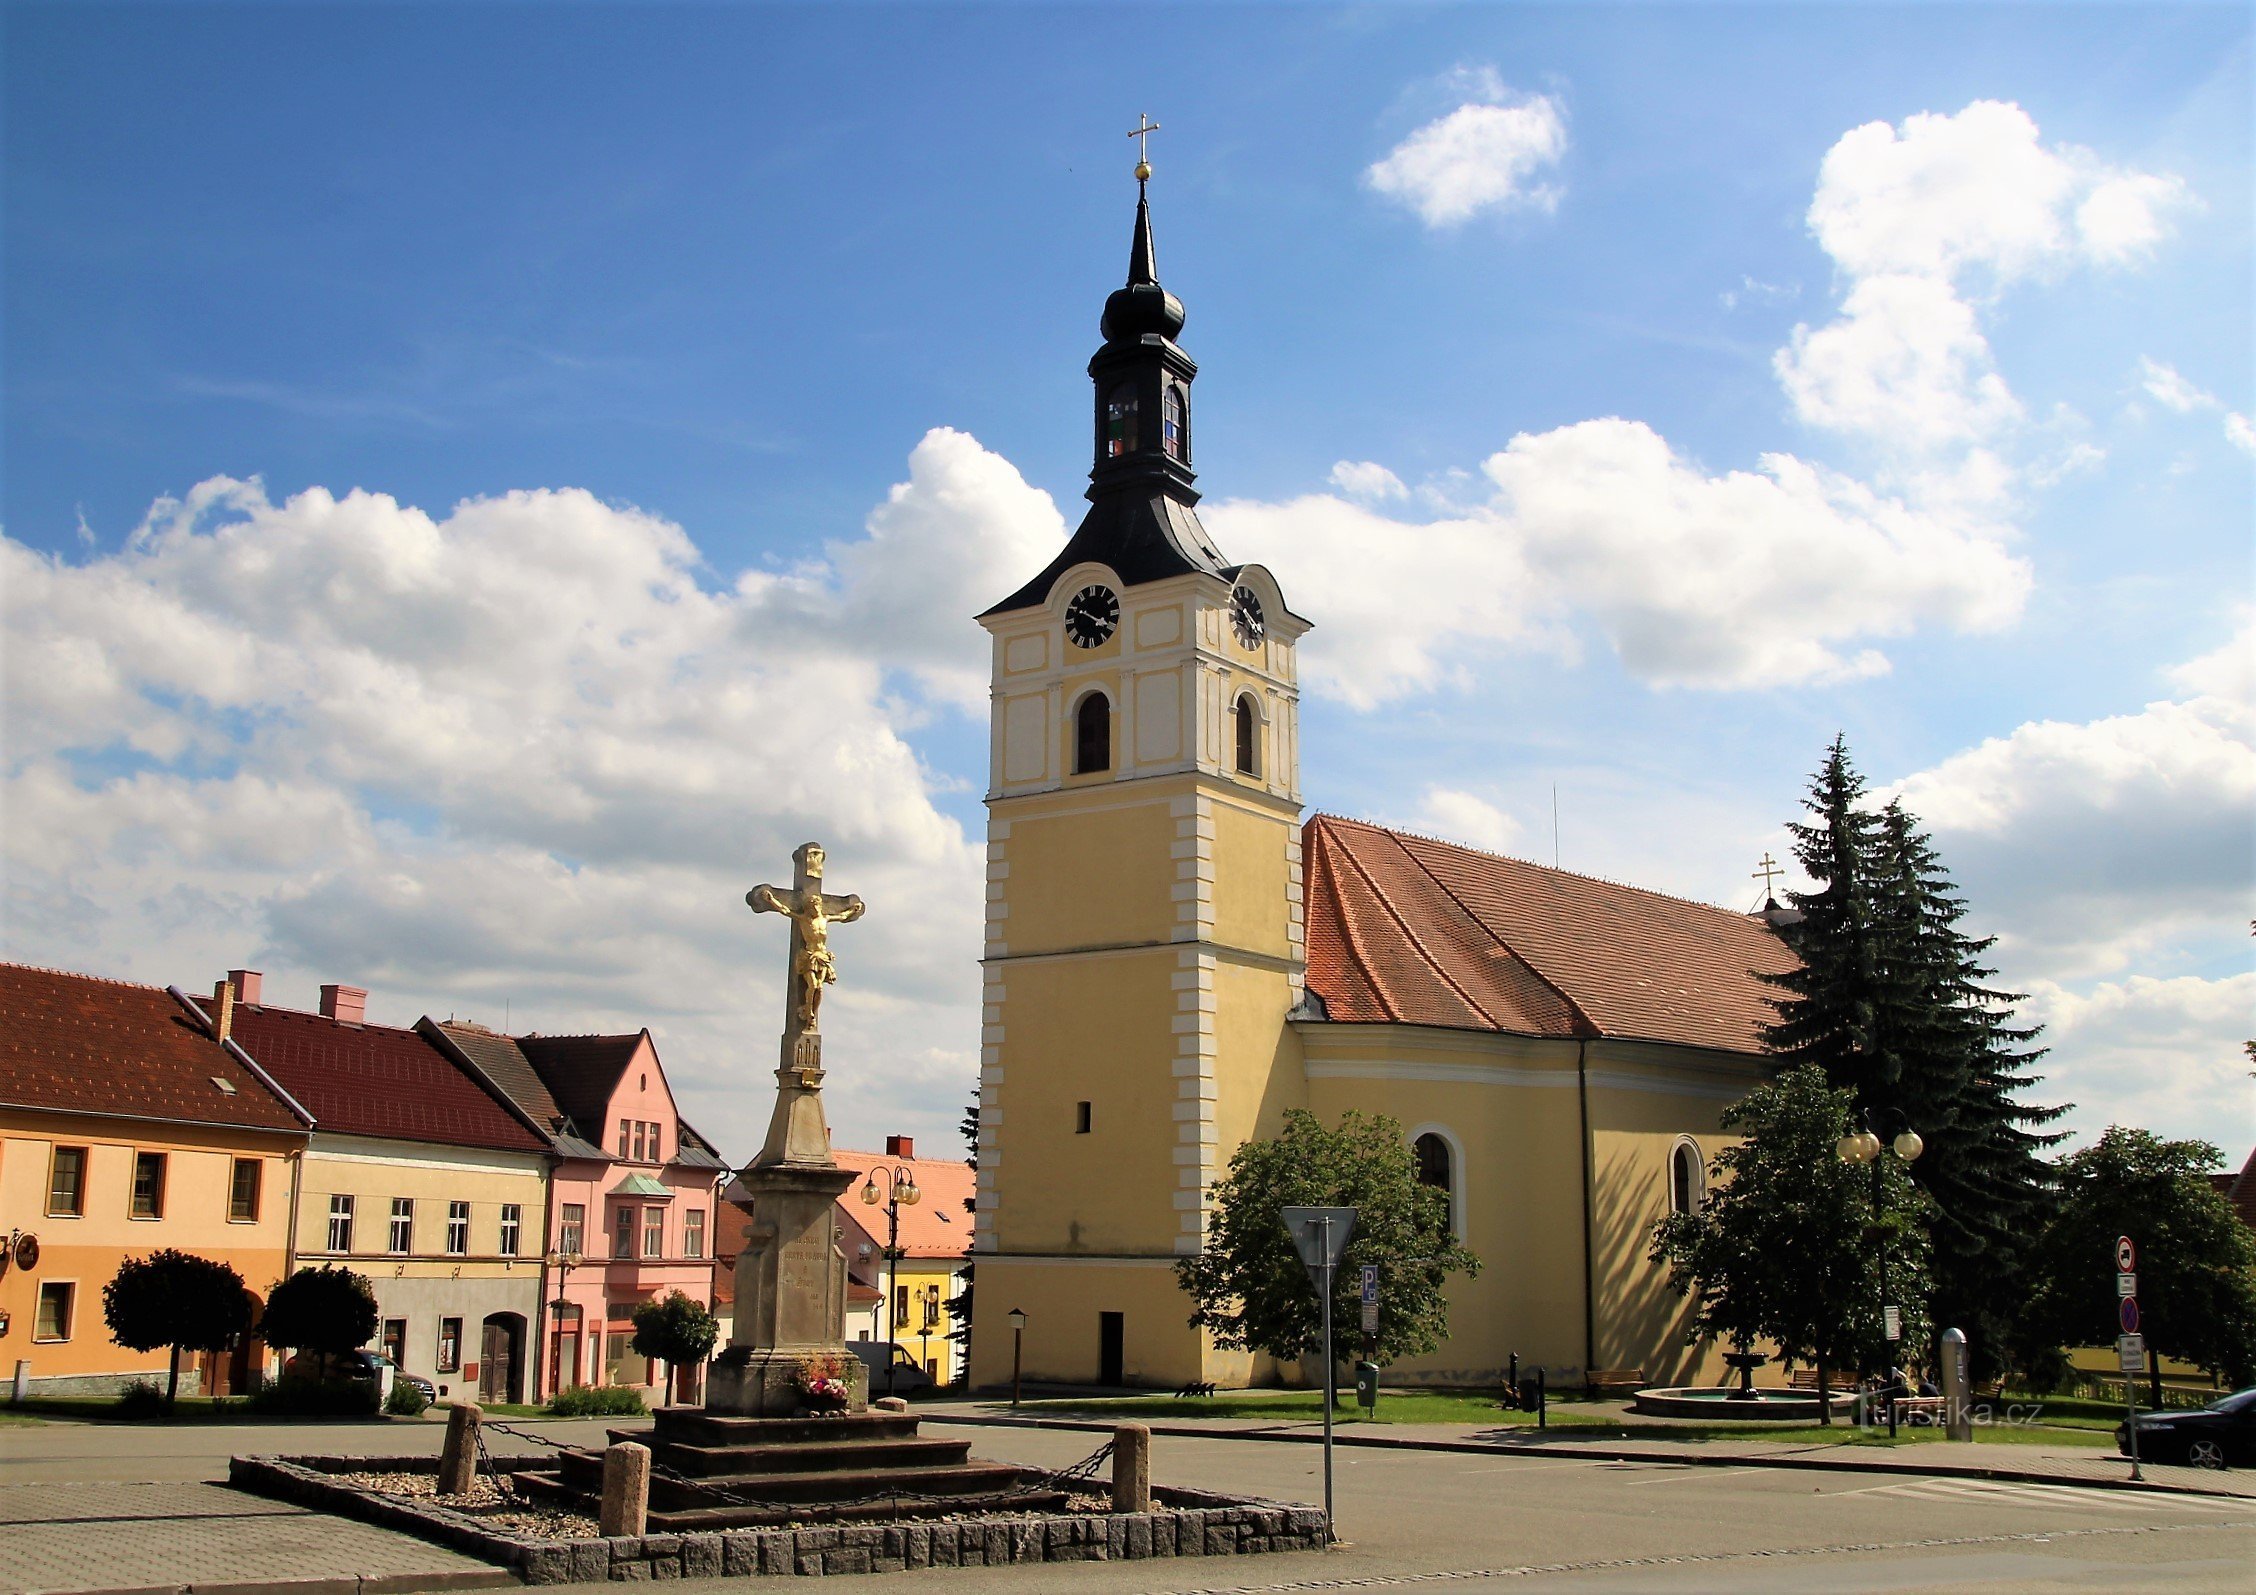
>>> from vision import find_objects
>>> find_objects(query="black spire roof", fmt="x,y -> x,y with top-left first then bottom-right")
983,176 -> 1231,617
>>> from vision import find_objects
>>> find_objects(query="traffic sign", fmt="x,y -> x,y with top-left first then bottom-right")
1883,1305 -> 1901,1342
1360,1264 -> 1378,1306
2119,1297 -> 2140,1335
2116,1272 -> 2137,1298
2117,1333 -> 2145,1374
1281,1207 -> 1358,1273
2116,1235 -> 2136,1272
1360,1301 -> 1378,1336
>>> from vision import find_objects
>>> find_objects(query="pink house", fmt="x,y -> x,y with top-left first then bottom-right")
426,1023 -> 728,1399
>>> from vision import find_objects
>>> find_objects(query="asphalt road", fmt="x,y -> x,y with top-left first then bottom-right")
1,1414 -> 2249,1594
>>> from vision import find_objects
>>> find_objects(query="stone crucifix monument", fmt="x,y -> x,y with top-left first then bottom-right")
707,841 -> 872,1415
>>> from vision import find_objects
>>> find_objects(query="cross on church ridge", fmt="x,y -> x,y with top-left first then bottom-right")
1127,113 -> 1159,179
1753,852 -> 1784,902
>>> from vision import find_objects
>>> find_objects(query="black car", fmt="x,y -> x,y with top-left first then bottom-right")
2116,1387 -> 2256,1469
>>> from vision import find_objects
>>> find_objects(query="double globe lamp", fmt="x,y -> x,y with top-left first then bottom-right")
858,1165 -> 921,1396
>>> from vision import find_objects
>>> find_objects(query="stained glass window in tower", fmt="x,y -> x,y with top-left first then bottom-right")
1106,383 -> 1139,456
1162,384 -> 1186,460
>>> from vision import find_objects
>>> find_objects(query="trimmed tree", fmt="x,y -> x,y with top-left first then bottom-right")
631,1290 -> 719,1406
1650,1065 -> 1933,1422
2019,1127 -> 2256,1394
101,1250 -> 254,1408
258,1264 -> 380,1380
1175,1109 -> 1480,1372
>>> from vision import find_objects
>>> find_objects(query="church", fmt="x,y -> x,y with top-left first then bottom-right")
963,172 -> 1797,1393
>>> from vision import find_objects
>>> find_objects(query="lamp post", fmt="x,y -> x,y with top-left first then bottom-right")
858,1163 -> 920,1397
1007,1307 -> 1027,1408
1835,1110 -> 1923,1437
545,1250 -> 583,1399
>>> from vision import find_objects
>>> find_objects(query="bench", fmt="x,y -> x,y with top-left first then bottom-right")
1788,1369 -> 1833,1391
1584,1367 -> 1646,1397
1892,1395 -> 1947,1425
1173,1381 -> 1216,1399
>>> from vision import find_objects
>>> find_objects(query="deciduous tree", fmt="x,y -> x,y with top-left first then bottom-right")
632,1290 -> 719,1405
101,1250 -> 253,1408
258,1265 -> 379,1380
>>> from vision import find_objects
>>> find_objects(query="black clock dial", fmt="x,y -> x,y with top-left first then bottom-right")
1064,584 -> 1120,649
1230,585 -> 1266,648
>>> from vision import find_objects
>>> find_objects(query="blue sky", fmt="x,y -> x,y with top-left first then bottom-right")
4,3 -> 2249,1164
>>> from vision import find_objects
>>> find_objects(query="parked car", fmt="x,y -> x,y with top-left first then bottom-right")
849,1340 -> 938,1398
284,1348 -> 392,1398
2116,1387 -> 2256,1469
379,1357 -> 436,1402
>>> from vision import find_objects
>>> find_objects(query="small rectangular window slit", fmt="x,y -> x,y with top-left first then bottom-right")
1075,1101 -> 1092,1134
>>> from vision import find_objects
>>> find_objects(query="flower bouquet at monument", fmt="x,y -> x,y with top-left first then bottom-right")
796,1351 -> 851,1414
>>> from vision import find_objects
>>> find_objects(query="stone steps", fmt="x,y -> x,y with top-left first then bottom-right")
651,1435 -> 974,1478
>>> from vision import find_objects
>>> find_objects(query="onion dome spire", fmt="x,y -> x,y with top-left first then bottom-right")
1102,121 -> 1185,345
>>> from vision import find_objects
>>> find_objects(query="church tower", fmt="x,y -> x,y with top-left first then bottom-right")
967,169 -> 1310,1390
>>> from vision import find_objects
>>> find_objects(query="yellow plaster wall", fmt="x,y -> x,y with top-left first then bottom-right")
968,1262 -> 1228,1390
997,799 -> 1178,954
1208,799 -> 1294,957
296,1137 -> 549,1282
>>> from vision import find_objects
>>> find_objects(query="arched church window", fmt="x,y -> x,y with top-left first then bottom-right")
1074,691 -> 1112,775
1162,384 -> 1187,461
1234,695 -> 1259,776
1669,1138 -> 1705,1216
1106,383 -> 1139,457
1412,1130 -> 1461,1238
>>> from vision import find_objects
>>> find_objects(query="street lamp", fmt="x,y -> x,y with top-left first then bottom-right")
858,1163 -> 920,1397
545,1250 -> 583,1399
1836,1109 -> 1923,1436
1007,1307 -> 1027,1409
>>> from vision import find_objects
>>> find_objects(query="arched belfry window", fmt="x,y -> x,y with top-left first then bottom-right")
1669,1138 -> 1705,1216
1162,384 -> 1187,461
1106,383 -> 1139,457
1233,694 -> 1260,776
1074,691 -> 1112,775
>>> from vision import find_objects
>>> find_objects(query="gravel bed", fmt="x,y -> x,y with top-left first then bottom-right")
332,1469 -> 602,1539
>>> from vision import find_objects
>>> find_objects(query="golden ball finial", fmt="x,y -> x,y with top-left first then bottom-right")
1134,160 -> 1152,182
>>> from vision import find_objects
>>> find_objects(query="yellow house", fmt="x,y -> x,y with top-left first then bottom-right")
226,975 -> 554,1403
835,1139 -> 974,1386
0,964 -> 310,1396
966,180 -> 1794,1393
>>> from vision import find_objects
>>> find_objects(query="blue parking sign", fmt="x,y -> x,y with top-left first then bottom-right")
1360,1264 -> 1378,1306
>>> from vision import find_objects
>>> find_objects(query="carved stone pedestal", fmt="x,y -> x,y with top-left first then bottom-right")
710,1159 -> 863,1417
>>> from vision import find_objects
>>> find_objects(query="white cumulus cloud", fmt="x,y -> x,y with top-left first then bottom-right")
0,430 -> 1064,1159
1412,787 -> 1525,856
1328,460 -> 1409,502
1367,88 -> 1568,227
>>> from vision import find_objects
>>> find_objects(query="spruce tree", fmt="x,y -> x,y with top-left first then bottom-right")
1762,736 -> 1890,1097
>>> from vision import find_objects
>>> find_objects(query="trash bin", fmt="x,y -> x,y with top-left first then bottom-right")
1354,1361 -> 1379,1415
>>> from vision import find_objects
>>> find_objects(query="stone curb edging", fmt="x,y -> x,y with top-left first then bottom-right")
227,1454 -> 1325,1582
930,1413 -> 2249,1502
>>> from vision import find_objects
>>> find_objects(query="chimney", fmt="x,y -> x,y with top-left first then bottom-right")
320,984 -> 368,1025
885,1135 -> 914,1160
228,969 -> 263,1006
210,980 -> 235,1044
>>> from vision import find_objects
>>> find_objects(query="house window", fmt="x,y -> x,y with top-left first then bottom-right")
437,1317 -> 462,1372
1075,1101 -> 1092,1134
895,1285 -> 910,1324
47,1146 -> 86,1216
447,1201 -> 471,1256
1162,383 -> 1187,460
1105,382 -> 1139,456
642,1206 -> 664,1258
683,1210 -> 705,1260
228,1158 -> 262,1222
1074,692 -> 1111,775
559,1203 -> 585,1257
1234,694 -> 1259,776
130,1151 -> 167,1218
632,1122 -> 647,1161
618,1119 -> 631,1158
34,1282 -> 74,1342
648,1122 -> 664,1162
1669,1139 -> 1706,1216
613,1205 -> 635,1259
500,1204 -> 522,1256
328,1194 -> 356,1253
389,1198 -> 414,1255
381,1318 -> 407,1368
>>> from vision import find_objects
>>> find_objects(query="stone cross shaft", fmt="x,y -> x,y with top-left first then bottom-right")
744,841 -> 865,1169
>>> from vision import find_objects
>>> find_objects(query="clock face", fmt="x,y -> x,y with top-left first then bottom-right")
1230,585 -> 1266,648
1064,584 -> 1120,649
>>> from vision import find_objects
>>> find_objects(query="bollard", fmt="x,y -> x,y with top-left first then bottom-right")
872,1396 -> 909,1414
1111,1423 -> 1151,1513
601,1441 -> 652,1537
437,1400 -> 482,1495
1941,1328 -> 1972,1442
12,1360 -> 28,1405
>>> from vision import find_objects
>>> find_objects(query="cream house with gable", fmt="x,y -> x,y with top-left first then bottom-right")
967,178 -> 1796,1394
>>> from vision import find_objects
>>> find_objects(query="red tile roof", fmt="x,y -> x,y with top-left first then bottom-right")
1301,815 -> 1796,1055
0,963 -> 308,1133
230,1003 -> 547,1153
832,1147 -> 976,1260
2223,1147 -> 2256,1233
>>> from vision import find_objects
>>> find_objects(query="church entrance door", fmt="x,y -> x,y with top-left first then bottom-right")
1098,1312 -> 1124,1387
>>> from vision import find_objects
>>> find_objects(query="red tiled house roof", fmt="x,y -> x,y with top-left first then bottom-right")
514,1033 -> 645,1141
832,1147 -> 976,1261
0,963 -> 307,1132
1301,815 -> 1796,1054
2223,1147 -> 2256,1233
230,1003 -> 546,1153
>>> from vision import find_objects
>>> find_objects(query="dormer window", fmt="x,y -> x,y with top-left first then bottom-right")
1162,384 -> 1187,461
1105,383 -> 1139,457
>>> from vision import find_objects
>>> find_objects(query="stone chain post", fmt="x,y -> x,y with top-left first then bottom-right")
1112,1423 -> 1152,1513
601,1441 -> 652,1537
437,1401 -> 481,1496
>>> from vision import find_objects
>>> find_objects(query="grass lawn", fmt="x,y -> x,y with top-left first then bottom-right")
1007,1388 -> 2114,1449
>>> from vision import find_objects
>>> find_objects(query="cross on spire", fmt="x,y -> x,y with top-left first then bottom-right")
1753,852 -> 1784,902
1127,114 -> 1160,179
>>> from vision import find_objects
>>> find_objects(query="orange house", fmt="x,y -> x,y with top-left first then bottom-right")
0,965 -> 311,1396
